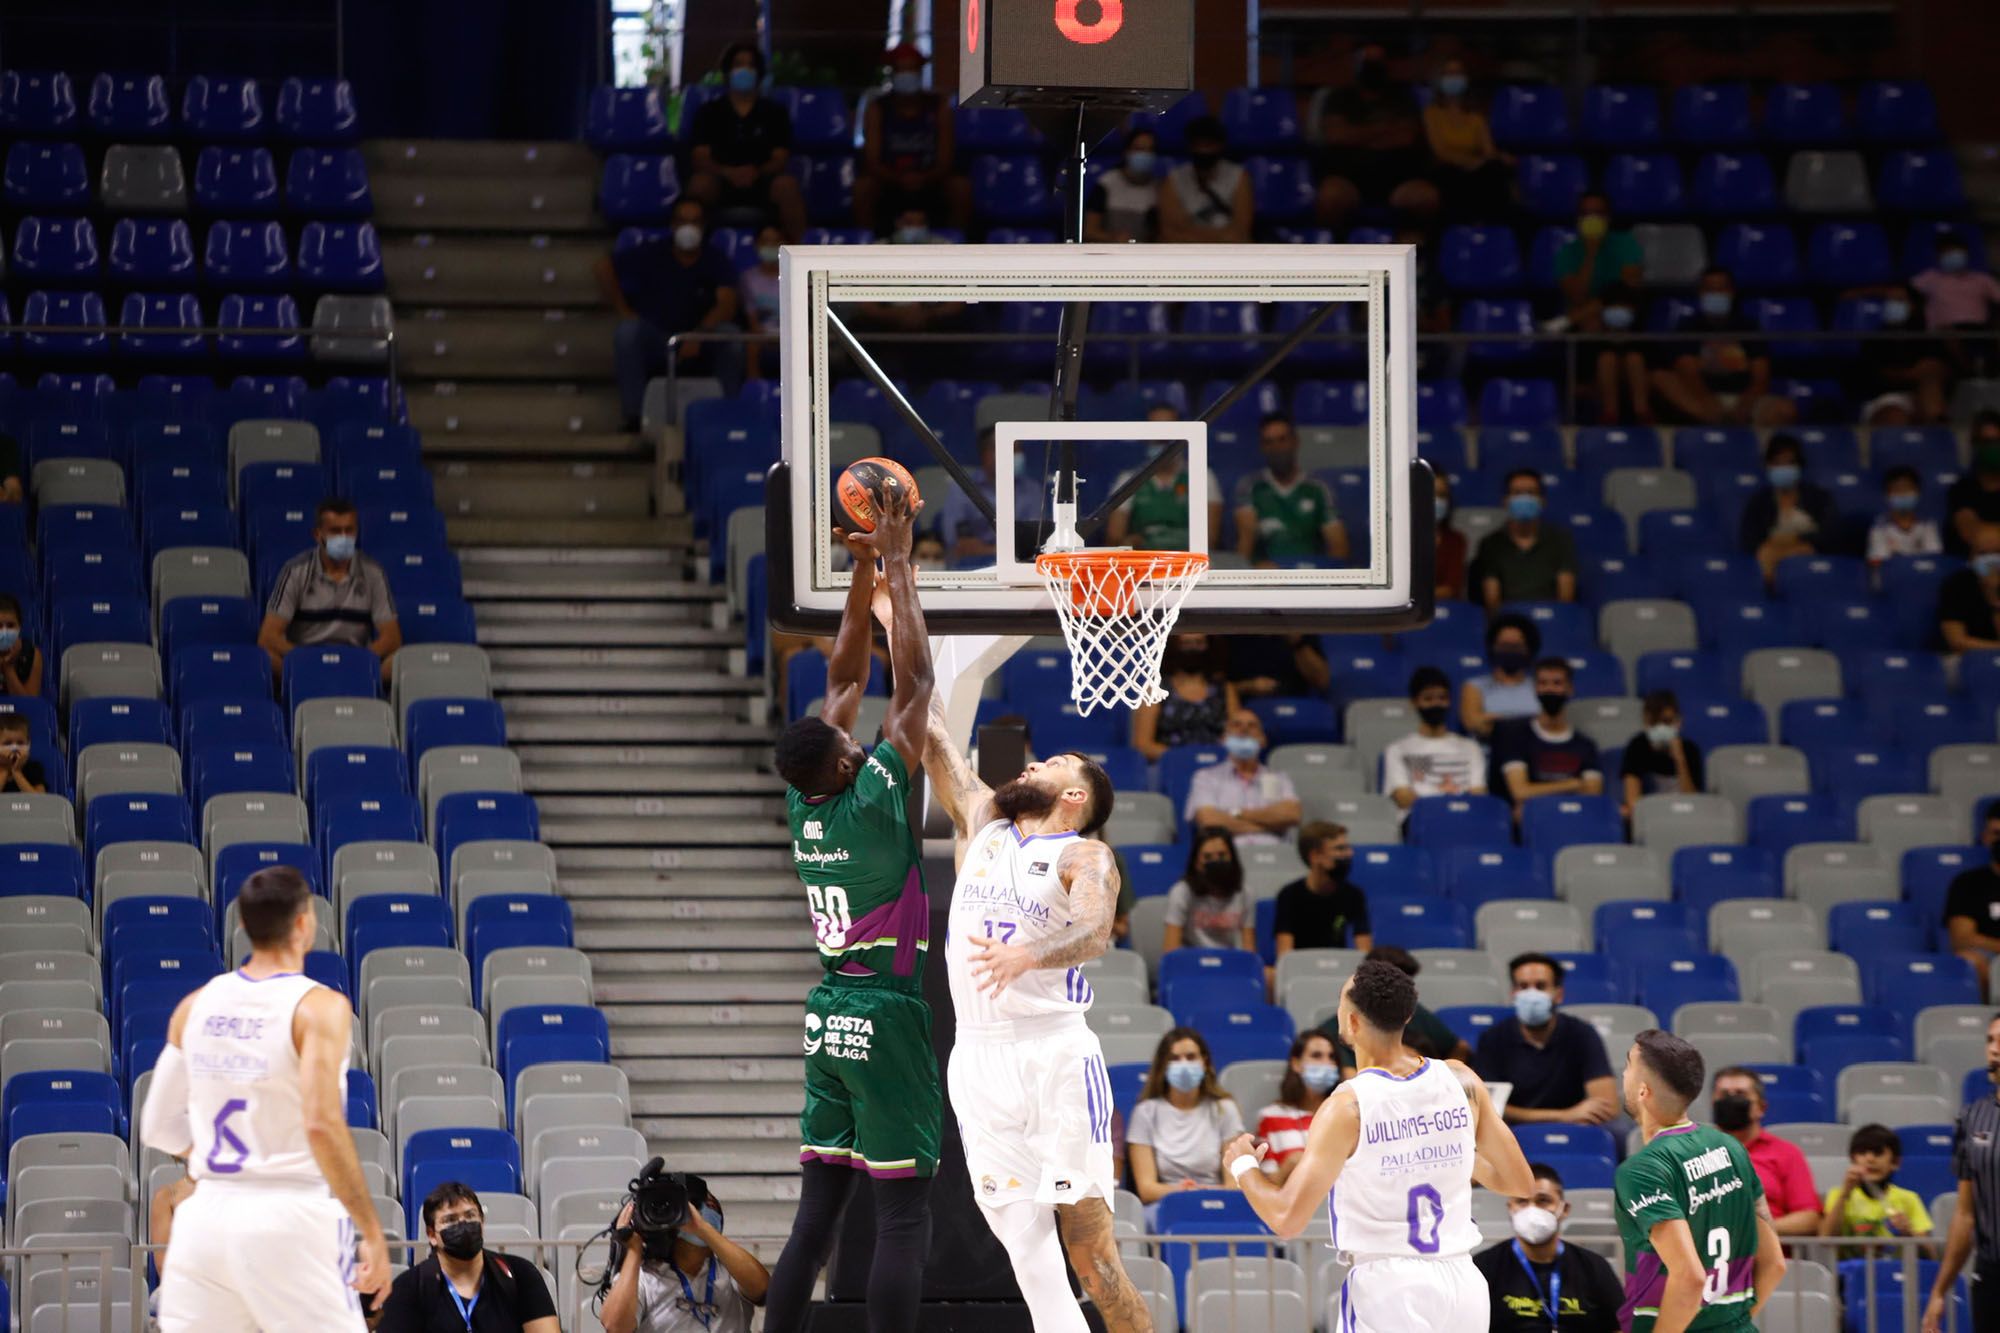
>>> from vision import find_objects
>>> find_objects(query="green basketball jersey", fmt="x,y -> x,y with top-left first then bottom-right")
1615,1122 -> 1765,1332
786,740 -> 929,984
1233,471 -> 1336,561
1125,469 -> 1199,549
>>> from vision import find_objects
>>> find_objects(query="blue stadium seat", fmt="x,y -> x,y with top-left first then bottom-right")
585,86 -> 670,150
1672,84 -> 1752,146
1857,80 -> 1940,144
171,644 -> 271,707
181,699 -> 287,754
347,893 -> 451,956
466,898 -> 575,992
276,77 -> 358,141
435,793 -> 541,888
1877,149 -> 1963,213
1603,153 -> 1685,216
1490,85 -> 1572,150
1808,222 -> 1895,288
194,147 -> 280,212
286,148 -> 371,217
1826,902 -> 1929,957
1182,1005 -> 1295,1068
1441,848 -> 1551,908
1635,954 -> 1739,1014
214,842 -> 320,918
1521,797 -> 1622,856
87,792 -> 194,861
1766,83 -> 1845,144
1514,1123 -> 1620,1161
67,698 -> 174,759
0,70 -> 79,133
403,698 -> 508,767
1350,847 -> 1436,901
1517,153 -> 1588,220
1417,381 -> 1469,429
0,843 -> 86,899
190,743 -> 294,811
1583,85 -> 1662,146
402,1124 -> 520,1208
3,141 -> 88,209
88,72 -> 172,137
971,156 -> 1054,224
1244,699 -> 1336,749
182,75 -> 265,139
1479,378 -> 1559,428
205,221 -> 292,288
1221,87 -> 1301,153
297,222 -> 385,291
120,292 -> 207,360
1157,949 -> 1265,1016
14,215 -> 100,282
1574,426 -> 1663,477
304,747 -> 407,808
1866,953 -> 1981,1025
1712,223 -> 1801,289
1800,1032 -> 1908,1089
599,153 -> 680,224
1367,894 -> 1471,950
1746,794 -> 1849,856
956,105 -> 1043,154
1160,745 -> 1230,821
1812,745 -> 1923,816
1439,226 -> 1524,293
775,87 -> 852,153
284,645 -> 381,711
1595,901 -> 1691,948
108,219 -> 197,287
3,1072 -> 121,1178
1407,796 -> 1513,850
400,598 -> 479,646
1600,927 -> 1702,966
1121,845 -> 1181,899
1246,156 -> 1314,224
216,293 -> 305,361
495,1005 -> 610,1098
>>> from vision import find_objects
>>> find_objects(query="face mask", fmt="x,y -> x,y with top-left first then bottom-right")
1941,249 -> 1970,273
1224,734 -> 1261,762
1417,703 -> 1450,728
679,1205 -> 724,1249
757,244 -> 781,264
1492,648 -> 1530,675
1125,150 -> 1157,178
1198,858 -> 1243,895
1711,1094 -> 1754,1132
1513,988 -> 1554,1027
674,223 -> 703,253
1888,490 -> 1920,513
1766,463 -> 1801,490
1577,215 -> 1609,241
1537,691 -> 1569,718
895,225 -> 931,245
1328,855 -> 1353,882
1882,299 -> 1912,325
323,534 -> 357,562
891,71 -> 921,96
1301,1064 -> 1340,1094
1438,74 -> 1469,98
728,66 -> 759,94
1699,291 -> 1733,318
1166,1060 -> 1206,1092
1434,495 -> 1449,523
1507,493 -> 1543,523
0,628 -> 17,653
1976,553 -> 2000,580
437,1220 -> 483,1260
1601,305 -> 1635,331
1190,150 -> 1221,172
1646,722 -> 1678,747
1511,1205 -> 1560,1246
1979,441 -> 2000,473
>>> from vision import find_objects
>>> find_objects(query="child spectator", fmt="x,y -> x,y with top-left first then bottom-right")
1255,1032 -> 1341,1184
1913,236 -> 2000,331
1620,689 -> 1703,816
1819,1123 -> 1933,1259
1868,465 -> 1943,566
0,594 -> 42,696
0,714 -> 46,794
1163,828 -> 1254,953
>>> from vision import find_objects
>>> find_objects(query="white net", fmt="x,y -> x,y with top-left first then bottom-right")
1034,551 -> 1209,715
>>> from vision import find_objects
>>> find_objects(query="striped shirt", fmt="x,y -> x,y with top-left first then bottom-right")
265,549 -> 398,647
1254,1100 -> 1315,1169
1953,1087 -> 2000,1263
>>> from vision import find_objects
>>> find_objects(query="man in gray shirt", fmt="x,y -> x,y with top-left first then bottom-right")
258,497 -> 402,679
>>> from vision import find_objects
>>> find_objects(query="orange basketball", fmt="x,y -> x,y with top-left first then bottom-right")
835,456 -> 920,532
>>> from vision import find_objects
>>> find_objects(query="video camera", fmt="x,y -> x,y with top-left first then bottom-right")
620,1157 -> 709,1263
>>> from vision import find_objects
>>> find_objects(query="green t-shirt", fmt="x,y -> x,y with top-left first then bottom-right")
787,740 -> 929,982
1615,1123 -> 1765,1333
1233,470 -> 1337,562
1555,231 -> 1644,297
1120,468 -> 1221,551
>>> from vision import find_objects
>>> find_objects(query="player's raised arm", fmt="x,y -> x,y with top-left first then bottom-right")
871,487 -> 933,773
1451,1059 -> 1535,1198
295,987 -> 390,1301
1224,1088 -> 1362,1238
818,529 -> 879,736
921,697 -> 993,842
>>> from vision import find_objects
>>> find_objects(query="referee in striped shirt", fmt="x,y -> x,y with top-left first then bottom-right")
1927,1012 -> 2000,1332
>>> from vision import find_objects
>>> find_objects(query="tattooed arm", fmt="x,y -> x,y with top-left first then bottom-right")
965,840 -> 1120,994
922,696 -> 994,863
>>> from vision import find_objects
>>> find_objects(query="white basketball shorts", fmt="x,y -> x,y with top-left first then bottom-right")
1335,1255 -> 1489,1333
950,1019 -> 1118,1210
157,1180 -> 367,1333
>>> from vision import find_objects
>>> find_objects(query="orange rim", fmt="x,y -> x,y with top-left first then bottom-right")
1036,550 -> 1209,617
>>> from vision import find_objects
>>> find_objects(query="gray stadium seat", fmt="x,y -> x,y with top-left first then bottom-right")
1316,794 -> 1401,847
16,1197 -> 132,1243
726,506 -> 766,618
1268,744 -> 1360,792
1746,950 -> 1859,1001
1845,1093 -> 1955,1127
1082,949 -> 1147,989
0,953 -> 96,988
1709,901 -> 1823,966
1707,745 -> 1811,804
0,1011 -> 111,1064
1916,1005 -> 1992,1071
1757,976 -> 1862,1024
311,294 -> 394,362
1753,1291 -> 1835,1333
1784,843 -> 1896,912
1574,697 -> 1644,754
1127,897 -> 1170,979
1604,468 -> 1698,535
481,946 -> 592,1011
1099,1032 -> 1167,1065
1239,843 -> 1296,897
1566,1005 -> 1658,1069
61,642 -> 163,708
333,840 -> 441,898
488,975 -> 594,1046
1786,150 -> 1873,213
1217,1060 -> 1287,1113
376,1030 -> 489,1092
296,696 -> 398,762
1743,649 -> 1841,730
1102,792 -> 1175,846
228,419 -> 321,484
1342,701 -> 1414,786
32,458 -> 126,508
1272,949 -> 1364,1003
1835,1061 -> 1949,1116
393,1094 -> 505,1168
1187,1255 -> 1309,1324
95,840 -> 205,902
1856,795 -> 1963,861
100,145 -> 186,212
23,1268 -> 134,1325
450,839 -> 556,893
152,548 -> 253,609
1477,900 -> 1584,957
0,979 -> 100,1018
0,793 -> 78,847
1282,977 -> 1345,1032
527,1126 -> 648,1201
1086,1003 -> 1175,1042
1685,1032 -> 1789,1068
387,1064 -> 505,1141
1674,1000 -> 1786,1044
420,746 -> 524,840
1193,1290 -> 1310,1333
1420,974 -> 1508,1008
1633,224 -> 1708,289
1556,844 -> 1668,914
1932,744 -> 2000,805
1599,600 -> 1699,663
1632,794 -> 1742,855
27,1299 -> 134,1332
538,1155 -> 642,1216
0,896 -> 90,937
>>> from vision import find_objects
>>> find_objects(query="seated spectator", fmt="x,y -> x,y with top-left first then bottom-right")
1158,116 -> 1253,244
1475,952 -> 1618,1126
1648,268 -> 1795,429
1132,634 -> 1235,760
1913,234 -> 2000,377
938,427 -> 1042,564
1739,434 -> 1835,583
1233,414 -> 1347,565
1490,659 -> 1602,813
1322,945 -> 1472,1072
1475,469 -> 1578,612
1556,193 -> 1644,330
1163,827 -> 1254,954
1868,465 -> 1943,567
1585,282 -> 1652,427
913,531 -> 946,568
737,224 -> 782,381
0,593 -> 43,696
1185,710 -> 1302,845
1857,284 -> 1949,425
1460,612 -> 1541,739
1421,58 -> 1513,221
1473,1161 -> 1626,1333
1314,43 -> 1439,228
855,44 -> 968,235
684,42 -> 806,240
1819,1123 -> 1934,1259
601,1183 -> 768,1333
1710,1066 -> 1823,1237
1384,666 -> 1487,811
1107,405 -> 1224,551
257,498 -> 401,679
1433,470 -> 1467,601
0,429 -> 20,504
1221,632 -> 1329,700
598,197 -> 742,427
375,1181 -> 561,1333
1085,128 -> 1162,244
1947,412 -> 2000,556
0,713 -> 46,795
1943,807 -> 2000,993
1937,522 -> 2000,656
1273,821 -> 1373,960
1620,688 -> 1703,816
1127,1027 -> 1245,1215
1255,1031 -> 1341,1184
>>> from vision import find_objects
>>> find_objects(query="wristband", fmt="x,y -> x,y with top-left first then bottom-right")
1229,1153 -> 1259,1182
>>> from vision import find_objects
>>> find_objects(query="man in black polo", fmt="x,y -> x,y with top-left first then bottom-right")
374,1182 -> 560,1333
1474,951 -> 1619,1126
1473,1161 -> 1624,1331
257,496 -> 401,679
1927,1013 -> 2000,1332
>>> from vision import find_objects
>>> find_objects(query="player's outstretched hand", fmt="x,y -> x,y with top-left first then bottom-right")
873,485 -> 921,564
966,934 -> 1034,995
833,525 -> 878,563
353,1230 -> 391,1303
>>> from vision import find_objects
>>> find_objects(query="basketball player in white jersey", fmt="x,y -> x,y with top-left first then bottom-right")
922,703 -> 1156,1333
1225,959 -> 1533,1332
139,866 -> 391,1331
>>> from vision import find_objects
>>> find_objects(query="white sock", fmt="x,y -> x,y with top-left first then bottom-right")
985,1199 -> 1090,1333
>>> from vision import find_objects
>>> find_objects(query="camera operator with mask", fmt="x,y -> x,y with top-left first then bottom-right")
603,1170 -> 768,1333
375,1183 -> 560,1333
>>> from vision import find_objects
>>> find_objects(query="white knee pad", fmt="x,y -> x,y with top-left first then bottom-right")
985,1200 -> 1089,1333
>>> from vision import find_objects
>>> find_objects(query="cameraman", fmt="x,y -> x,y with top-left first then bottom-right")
376,1182 -> 560,1333
602,1189 -> 768,1333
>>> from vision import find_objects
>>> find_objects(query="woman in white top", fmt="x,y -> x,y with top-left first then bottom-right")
1459,612 -> 1541,739
1254,1031 -> 1340,1185
1085,128 -> 1163,244
1162,828 -> 1254,954
1127,1028 -> 1245,1222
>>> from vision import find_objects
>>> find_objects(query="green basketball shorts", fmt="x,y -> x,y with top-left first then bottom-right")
797,980 -> 941,1179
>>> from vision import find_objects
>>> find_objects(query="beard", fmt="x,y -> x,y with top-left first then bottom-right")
993,776 -> 1059,823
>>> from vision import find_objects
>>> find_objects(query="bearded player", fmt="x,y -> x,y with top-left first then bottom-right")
765,483 -> 937,1333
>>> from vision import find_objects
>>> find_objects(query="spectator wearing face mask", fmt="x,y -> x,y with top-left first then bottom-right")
1163,827 -> 1254,954
597,196 -> 742,427
1648,268 -> 1794,428
1159,117 -> 1253,245
1475,953 -> 1618,1126
1474,1161 -> 1625,1332
1233,413 -> 1347,565
375,1182 -> 561,1333
737,224 -> 782,382
1856,283 -> 1949,426
1739,434 -> 1835,583
1318,947 -> 1471,1074
1868,465 -> 1942,567
1432,470 -> 1467,601
1085,128 -> 1163,244
1127,1027 -> 1245,1216
0,593 -> 43,697
1314,43 -> 1440,229
1489,659 -> 1602,815
1912,236 -> 2000,378
1272,822 -> 1372,960
1421,58 -> 1513,221
1460,613 -> 1542,740
1619,689 -> 1702,817
1474,469 -> 1577,612
1582,281 -> 1651,426
938,427 -> 1042,564
855,44 -> 968,235
1947,412 -> 2000,556
1943,807 -> 2000,993
1708,1067 -> 1822,1237
1384,666 -> 1487,813
0,714 -> 46,795
1185,710 -> 1301,845
685,42 -> 806,241
1939,523 -> 2000,658
602,1187 -> 768,1333
1555,194 -> 1644,327
1132,634 -> 1235,760
258,498 -> 401,679
1255,1032 -> 1342,1184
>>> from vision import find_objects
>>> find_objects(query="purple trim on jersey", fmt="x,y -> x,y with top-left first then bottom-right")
1009,823 -> 1076,846
1652,1122 -> 1701,1139
1619,1252 -> 1667,1328
233,970 -> 302,982
1354,1058 -> 1429,1082
1327,1186 -> 1339,1247
832,864 -> 930,977
797,1148 -> 919,1178
1339,1278 -> 1353,1332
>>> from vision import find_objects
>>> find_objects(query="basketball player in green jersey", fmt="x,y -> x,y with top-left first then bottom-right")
765,484 -> 937,1333
1615,1030 -> 1787,1333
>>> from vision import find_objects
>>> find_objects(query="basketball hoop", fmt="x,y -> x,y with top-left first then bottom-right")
1034,550 -> 1209,715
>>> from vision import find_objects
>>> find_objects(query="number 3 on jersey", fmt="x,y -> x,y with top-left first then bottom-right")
807,884 -> 851,949
1701,1226 -> 1731,1303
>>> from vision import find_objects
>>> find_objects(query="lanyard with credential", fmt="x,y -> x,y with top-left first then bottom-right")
677,1257 -> 718,1331
1511,1240 -> 1562,1329
446,1276 -> 480,1331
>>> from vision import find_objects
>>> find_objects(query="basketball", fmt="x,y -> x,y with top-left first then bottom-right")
835,456 -> 920,532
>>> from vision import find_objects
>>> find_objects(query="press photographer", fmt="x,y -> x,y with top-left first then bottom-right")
602,1162 -> 768,1333
375,1182 -> 560,1333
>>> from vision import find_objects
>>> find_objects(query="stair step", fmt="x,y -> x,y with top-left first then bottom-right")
410,382 -> 625,435
465,573 -> 717,599
371,176 -> 598,232
614,1029 -> 803,1059
428,431 -> 648,461
525,768 -> 774,797
572,897 -> 800,923
504,716 -> 769,744
598,977 -> 814,1003
385,235 -> 604,306
480,621 -> 731,647
558,872 -> 800,899
489,646 -> 722,670
623,1056 -> 805,1082
555,846 -> 793,873
501,692 -> 746,716
400,309 -> 618,378
492,668 -> 758,694
435,471 -> 655,519
607,1002 -> 808,1025
641,1115 -> 798,1141
635,1085 -> 806,1117
473,599 -> 708,624
516,743 -> 767,768
547,813 -> 779,845
646,1143 -> 806,1175
367,139 -> 600,178
536,793 -> 785,820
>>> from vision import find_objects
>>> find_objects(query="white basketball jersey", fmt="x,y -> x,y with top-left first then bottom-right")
1331,1059 -> 1483,1260
947,820 -> 1092,1029
183,970 -> 346,1185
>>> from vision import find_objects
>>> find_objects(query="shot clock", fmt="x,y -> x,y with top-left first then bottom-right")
959,0 -> 1193,111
